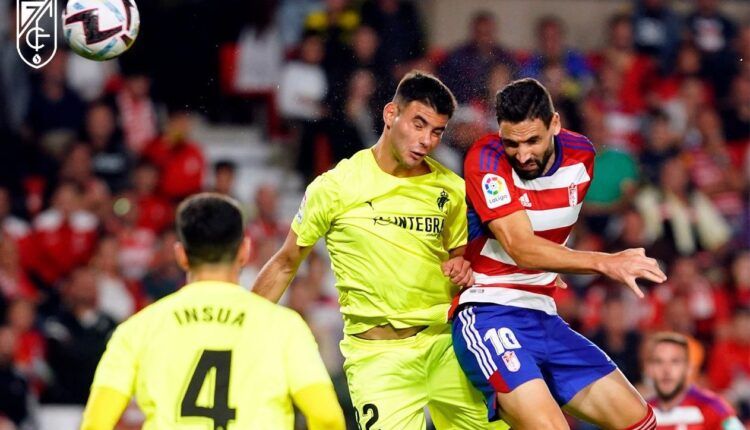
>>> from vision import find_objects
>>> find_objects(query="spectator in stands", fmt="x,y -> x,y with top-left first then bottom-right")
212,160 -> 237,198
593,13 -> 656,115
278,31 -> 328,124
635,157 -> 730,263
109,194 -> 156,283
583,112 -> 640,233
23,51 -> 85,142
26,182 -> 99,287
730,252 -> 750,309
708,307 -> 750,419
131,161 -> 173,235
590,293 -> 643,383
0,326 -> 31,428
439,10 -> 516,105
142,109 -> 205,202
246,184 -> 287,266
304,0 -> 360,59
723,75 -> 750,146
639,110 -> 681,185
57,144 -> 112,225
84,102 -> 132,193
41,267 -> 116,405
685,0 -> 738,99
141,230 -> 183,303
520,15 -> 592,90
113,70 -> 159,155
360,0 -> 425,72
0,3 -> 30,136
649,256 -> 731,343
632,0 -> 682,73
342,69 -> 378,148
0,187 -> 29,245
0,233 -> 35,301
6,298 -> 48,396
89,236 -> 135,322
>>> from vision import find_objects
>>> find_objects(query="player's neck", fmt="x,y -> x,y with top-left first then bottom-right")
187,266 -> 241,286
371,137 -> 430,178
541,139 -> 557,176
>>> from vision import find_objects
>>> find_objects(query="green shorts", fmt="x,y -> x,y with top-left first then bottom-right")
340,324 -> 509,430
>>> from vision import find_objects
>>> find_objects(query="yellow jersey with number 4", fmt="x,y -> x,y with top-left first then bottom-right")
90,281 -> 332,429
292,148 -> 468,334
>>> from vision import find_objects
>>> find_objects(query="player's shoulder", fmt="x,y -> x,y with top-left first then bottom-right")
465,133 -> 506,173
424,156 -> 464,189
686,385 -> 736,417
309,149 -> 371,193
246,292 -> 309,330
558,129 -> 596,156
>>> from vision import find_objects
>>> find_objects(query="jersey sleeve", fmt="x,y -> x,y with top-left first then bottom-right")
464,146 -> 524,223
291,174 -> 340,247
443,184 -> 468,251
282,311 -> 334,395
91,319 -> 139,397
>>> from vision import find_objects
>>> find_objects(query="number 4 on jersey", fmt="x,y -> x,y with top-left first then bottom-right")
181,350 -> 236,430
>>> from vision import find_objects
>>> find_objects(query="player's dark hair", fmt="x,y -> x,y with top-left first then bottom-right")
650,332 -> 690,358
496,78 -> 555,127
393,71 -> 457,118
176,193 -> 245,268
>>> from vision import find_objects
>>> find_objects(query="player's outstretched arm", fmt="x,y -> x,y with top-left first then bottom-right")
293,383 -> 346,430
488,211 -> 666,297
80,386 -> 129,430
443,246 -> 474,288
252,229 -> 314,303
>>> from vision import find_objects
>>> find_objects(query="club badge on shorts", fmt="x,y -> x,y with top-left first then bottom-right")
16,0 -> 57,68
502,351 -> 521,372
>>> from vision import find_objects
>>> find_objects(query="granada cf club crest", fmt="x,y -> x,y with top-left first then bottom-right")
16,0 -> 57,68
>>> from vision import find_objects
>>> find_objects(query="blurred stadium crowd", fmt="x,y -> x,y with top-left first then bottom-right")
0,0 -> 749,428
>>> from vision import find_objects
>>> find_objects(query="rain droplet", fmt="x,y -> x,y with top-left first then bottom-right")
33,54 -> 41,64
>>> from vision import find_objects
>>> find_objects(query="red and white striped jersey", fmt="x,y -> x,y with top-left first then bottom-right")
455,129 -> 595,314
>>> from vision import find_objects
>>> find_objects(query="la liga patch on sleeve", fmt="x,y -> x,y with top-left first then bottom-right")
482,174 -> 511,209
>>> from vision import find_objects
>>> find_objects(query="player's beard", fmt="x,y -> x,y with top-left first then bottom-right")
655,378 -> 686,403
509,142 -> 555,180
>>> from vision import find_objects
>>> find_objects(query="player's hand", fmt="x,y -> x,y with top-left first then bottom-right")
599,248 -> 667,298
554,275 -> 567,289
443,256 -> 474,288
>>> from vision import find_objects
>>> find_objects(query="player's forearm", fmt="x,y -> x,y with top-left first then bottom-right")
252,253 -> 300,303
506,234 -> 608,275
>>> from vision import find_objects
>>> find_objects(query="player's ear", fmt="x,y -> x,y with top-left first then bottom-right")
551,112 -> 562,135
237,237 -> 251,267
174,242 -> 191,272
383,102 -> 397,130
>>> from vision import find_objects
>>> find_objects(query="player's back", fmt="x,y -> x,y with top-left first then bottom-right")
92,281 -> 327,429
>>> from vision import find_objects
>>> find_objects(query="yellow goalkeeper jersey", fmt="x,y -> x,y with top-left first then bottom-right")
90,281 -> 333,429
292,148 -> 468,334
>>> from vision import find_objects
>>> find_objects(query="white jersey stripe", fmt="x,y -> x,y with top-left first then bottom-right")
527,203 -> 582,232
480,238 -> 517,265
475,272 -> 558,286
512,163 -> 590,191
652,406 -> 704,426
459,287 -> 558,315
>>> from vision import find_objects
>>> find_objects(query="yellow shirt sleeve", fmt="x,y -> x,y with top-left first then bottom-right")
282,310 -> 334,395
443,184 -> 468,252
292,174 -> 340,247
91,318 -> 138,397
292,383 -> 345,430
80,386 -> 130,430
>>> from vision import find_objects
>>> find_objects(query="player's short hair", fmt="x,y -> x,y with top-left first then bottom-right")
393,71 -> 457,118
176,193 -> 245,268
649,332 -> 690,358
496,78 -> 555,127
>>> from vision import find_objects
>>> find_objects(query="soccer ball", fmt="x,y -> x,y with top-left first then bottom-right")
62,0 -> 140,61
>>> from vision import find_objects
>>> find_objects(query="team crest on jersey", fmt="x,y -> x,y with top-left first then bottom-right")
568,183 -> 578,207
16,0 -> 57,69
502,351 -> 521,372
483,174 -> 511,209
437,190 -> 450,212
